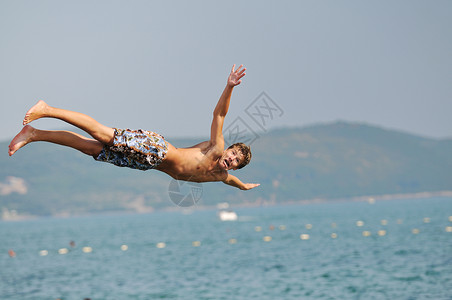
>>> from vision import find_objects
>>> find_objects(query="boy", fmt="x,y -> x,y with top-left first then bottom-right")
8,65 -> 260,190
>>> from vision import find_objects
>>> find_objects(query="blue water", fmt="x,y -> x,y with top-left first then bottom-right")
1,197 -> 452,300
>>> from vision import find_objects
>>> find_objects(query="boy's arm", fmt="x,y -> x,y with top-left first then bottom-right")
210,65 -> 246,148
222,173 -> 260,190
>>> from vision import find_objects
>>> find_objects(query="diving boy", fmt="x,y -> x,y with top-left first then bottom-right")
8,65 -> 260,190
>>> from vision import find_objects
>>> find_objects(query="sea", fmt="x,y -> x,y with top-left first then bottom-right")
1,196 -> 452,300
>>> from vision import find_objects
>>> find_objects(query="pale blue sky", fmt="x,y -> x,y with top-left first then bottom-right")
1,0 -> 451,143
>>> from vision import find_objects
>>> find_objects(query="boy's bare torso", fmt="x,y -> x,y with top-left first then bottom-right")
157,141 -> 227,183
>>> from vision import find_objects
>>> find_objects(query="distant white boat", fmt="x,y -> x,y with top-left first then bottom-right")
218,210 -> 238,221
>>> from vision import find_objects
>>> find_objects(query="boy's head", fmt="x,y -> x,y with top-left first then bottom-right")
220,143 -> 252,170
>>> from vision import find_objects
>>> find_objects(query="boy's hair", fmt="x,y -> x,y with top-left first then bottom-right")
228,143 -> 252,169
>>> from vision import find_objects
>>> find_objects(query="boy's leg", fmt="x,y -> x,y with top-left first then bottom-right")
8,125 -> 103,157
23,100 -> 115,145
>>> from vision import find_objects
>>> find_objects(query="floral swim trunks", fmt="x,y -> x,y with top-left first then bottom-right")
94,128 -> 168,171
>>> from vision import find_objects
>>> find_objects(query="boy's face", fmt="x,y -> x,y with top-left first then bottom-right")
219,147 -> 244,171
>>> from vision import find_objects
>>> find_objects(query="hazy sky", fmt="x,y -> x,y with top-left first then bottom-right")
1,1 -> 451,144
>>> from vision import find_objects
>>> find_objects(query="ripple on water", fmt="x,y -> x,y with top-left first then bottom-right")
392,275 -> 423,282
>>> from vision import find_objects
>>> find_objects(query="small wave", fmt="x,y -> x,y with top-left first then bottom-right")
263,264 -> 286,272
393,275 -> 423,282
394,249 -> 422,256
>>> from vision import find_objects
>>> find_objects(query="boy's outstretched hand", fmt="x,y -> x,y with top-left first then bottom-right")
241,183 -> 260,190
228,64 -> 246,87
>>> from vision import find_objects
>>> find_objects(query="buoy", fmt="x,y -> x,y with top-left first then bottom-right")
228,238 -> 237,244
82,247 -> 93,253
263,236 -> 272,242
300,234 -> 310,240
58,248 -> 68,255
156,242 -> 166,249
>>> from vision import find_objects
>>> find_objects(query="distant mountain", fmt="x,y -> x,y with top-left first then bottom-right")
1,121 -> 451,217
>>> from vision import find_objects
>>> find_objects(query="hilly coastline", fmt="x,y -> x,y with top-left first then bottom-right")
1,121 -> 451,218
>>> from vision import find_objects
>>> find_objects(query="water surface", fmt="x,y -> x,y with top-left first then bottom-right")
1,197 -> 451,299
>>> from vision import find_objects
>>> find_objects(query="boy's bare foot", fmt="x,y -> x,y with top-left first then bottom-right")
23,100 -> 49,125
8,125 -> 35,156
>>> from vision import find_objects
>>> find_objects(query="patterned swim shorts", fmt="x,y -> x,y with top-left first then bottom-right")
94,128 -> 168,171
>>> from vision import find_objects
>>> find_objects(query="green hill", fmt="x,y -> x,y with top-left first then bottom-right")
1,121 -> 451,217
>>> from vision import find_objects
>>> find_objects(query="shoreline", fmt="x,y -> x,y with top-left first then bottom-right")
2,190 -> 452,222
188,190 -> 452,211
